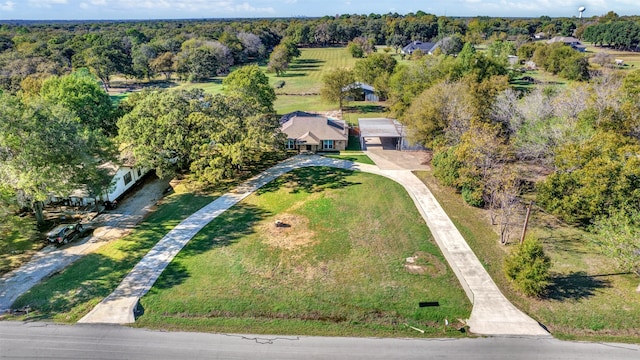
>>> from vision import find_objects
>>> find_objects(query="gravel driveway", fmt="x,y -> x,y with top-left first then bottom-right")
0,175 -> 171,313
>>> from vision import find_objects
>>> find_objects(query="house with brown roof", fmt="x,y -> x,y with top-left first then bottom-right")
281,114 -> 348,152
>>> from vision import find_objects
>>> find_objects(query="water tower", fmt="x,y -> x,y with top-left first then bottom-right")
578,6 -> 586,19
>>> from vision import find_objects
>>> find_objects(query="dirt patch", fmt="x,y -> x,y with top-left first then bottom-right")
260,213 -> 316,251
404,252 -> 447,276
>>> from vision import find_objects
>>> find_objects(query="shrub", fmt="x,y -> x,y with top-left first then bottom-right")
431,146 -> 461,187
461,185 -> 484,207
503,237 -> 551,297
347,43 -> 364,58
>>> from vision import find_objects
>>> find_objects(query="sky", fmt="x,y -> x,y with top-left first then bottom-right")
0,0 -> 637,21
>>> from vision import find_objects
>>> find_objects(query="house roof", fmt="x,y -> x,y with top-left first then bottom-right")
279,110 -> 322,125
547,36 -> 581,45
281,116 -> 348,143
98,162 -> 120,177
342,81 -> 375,93
358,118 -> 405,138
402,41 -> 436,54
298,131 -> 321,145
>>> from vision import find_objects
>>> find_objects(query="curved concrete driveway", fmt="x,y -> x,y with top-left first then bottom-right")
79,155 -> 548,336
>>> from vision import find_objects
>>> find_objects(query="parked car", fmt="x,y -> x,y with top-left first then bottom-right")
46,223 -> 84,245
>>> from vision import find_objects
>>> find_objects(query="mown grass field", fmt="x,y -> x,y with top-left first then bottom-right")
272,47 -> 360,114
414,171 -> 640,344
165,47 -> 381,115
109,47 -> 390,118
134,168 -> 471,337
585,45 -> 640,69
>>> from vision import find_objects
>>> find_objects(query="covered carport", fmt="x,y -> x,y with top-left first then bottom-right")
358,118 -> 406,151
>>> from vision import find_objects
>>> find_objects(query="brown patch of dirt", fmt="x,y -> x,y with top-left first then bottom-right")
404,252 -> 447,276
260,213 -> 316,251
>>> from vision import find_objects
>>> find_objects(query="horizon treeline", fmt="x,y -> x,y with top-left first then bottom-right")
1,11 -> 639,92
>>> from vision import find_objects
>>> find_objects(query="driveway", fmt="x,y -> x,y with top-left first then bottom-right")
0,176 -> 171,313
78,155 -> 549,336
363,137 -> 430,170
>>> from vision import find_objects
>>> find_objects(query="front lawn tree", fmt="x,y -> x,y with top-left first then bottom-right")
223,65 -> 276,113
190,95 -> 285,182
118,89 -> 284,182
39,69 -> 117,136
117,89 -> 207,178
320,67 -> 356,111
504,236 -> 551,297
0,93 -> 114,225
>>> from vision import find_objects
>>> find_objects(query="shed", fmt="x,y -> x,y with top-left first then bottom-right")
342,82 -> 379,102
358,118 -> 405,150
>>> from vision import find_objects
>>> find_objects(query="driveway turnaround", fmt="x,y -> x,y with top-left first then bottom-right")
78,155 -> 548,336
0,177 -> 170,313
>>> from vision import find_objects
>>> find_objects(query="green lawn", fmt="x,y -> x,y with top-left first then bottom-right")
414,170 -> 640,344
109,92 -> 131,105
323,151 -> 375,165
134,168 -> 471,337
0,216 -> 41,275
273,47 -> 360,114
172,47 -> 363,114
177,78 -> 225,95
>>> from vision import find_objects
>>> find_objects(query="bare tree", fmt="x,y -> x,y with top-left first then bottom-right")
551,83 -> 590,121
589,69 -> 624,126
591,52 -> 613,67
491,88 -> 523,135
486,166 -> 521,244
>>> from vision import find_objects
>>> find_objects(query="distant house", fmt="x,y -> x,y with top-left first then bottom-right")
281,114 -> 348,152
342,82 -> 379,102
401,41 -> 437,55
534,32 -> 547,40
547,36 -> 586,52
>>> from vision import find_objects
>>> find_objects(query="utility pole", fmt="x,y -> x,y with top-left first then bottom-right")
519,201 -> 533,245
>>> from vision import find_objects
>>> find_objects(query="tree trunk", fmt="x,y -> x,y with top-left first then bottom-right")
33,200 -> 45,226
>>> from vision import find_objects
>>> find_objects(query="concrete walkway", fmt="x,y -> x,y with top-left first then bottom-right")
78,155 -> 548,336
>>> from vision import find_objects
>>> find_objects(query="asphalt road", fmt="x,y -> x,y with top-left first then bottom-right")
0,322 -> 638,360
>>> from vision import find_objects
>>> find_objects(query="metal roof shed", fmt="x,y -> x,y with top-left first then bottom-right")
358,118 -> 406,150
